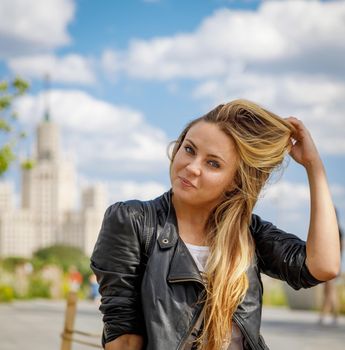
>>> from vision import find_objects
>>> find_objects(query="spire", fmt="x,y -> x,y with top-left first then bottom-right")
43,74 -> 51,122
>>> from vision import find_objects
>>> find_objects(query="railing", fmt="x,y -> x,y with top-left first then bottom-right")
60,292 -> 102,350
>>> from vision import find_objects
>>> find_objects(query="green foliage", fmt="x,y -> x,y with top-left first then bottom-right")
27,276 -> 51,298
0,145 -> 15,175
0,76 -> 31,176
0,95 -> 11,110
12,77 -> 29,95
32,244 -> 91,277
0,284 -> 14,302
263,284 -> 288,307
21,159 -> 35,170
0,118 -> 11,131
0,80 -> 8,92
1,256 -> 30,273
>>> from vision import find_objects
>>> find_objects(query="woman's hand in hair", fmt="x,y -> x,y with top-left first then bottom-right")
285,117 -> 322,170
285,117 -> 340,281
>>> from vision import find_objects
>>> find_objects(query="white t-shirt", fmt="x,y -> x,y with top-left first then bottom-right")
184,242 -> 244,350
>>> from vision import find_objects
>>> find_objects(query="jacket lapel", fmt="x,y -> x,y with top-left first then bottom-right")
157,190 -> 205,287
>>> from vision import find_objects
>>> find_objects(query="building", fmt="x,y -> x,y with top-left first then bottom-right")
0,113 -> 107,258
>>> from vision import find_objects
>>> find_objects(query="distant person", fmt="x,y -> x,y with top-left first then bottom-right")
319,208 -> 344,325
91,100 -> 341,349
68,265 -> 83,292
89,273 -> 101,303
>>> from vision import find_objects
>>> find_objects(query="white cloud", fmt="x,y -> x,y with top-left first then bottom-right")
76,176 -> 167,205
100,49 -> 123,81
106,180 -> 168,202
193,72 -> 345,156
100,1 -> 345,159
15,90 -> 170,175
264,181 -> 345,208
102,1 -> 345,80
0,0 -> 74,57
8,54 -> 96,85
331,184 -> 345,196
256,180 -> 345,237
260,181 -> 310,211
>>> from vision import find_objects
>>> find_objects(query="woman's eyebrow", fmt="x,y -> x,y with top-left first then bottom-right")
185,138 -> 226,163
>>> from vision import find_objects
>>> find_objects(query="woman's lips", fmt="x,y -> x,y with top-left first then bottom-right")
178,176 -> 196,188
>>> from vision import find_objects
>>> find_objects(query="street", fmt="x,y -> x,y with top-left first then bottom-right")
0,299 -> 344,349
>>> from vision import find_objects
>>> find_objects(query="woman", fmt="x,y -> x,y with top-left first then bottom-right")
91,99 -> 340,350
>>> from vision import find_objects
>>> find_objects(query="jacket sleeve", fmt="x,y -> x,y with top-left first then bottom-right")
250,214 -> 323,290
90,202 -> 145,347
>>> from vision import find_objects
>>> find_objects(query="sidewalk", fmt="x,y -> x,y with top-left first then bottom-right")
262,306 -> 345,350
0,299 -> 344,349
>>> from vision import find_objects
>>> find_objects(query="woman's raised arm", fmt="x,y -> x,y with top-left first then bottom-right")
286,117 -> 340,281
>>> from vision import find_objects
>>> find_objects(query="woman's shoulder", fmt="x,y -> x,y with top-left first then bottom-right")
104,190 -> 170,226
105,199 -> 146,221
249,213 -> 288,239
249,213 -> 274,234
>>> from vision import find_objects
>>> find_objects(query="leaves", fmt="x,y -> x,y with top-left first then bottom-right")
0,145 -> 16,175
21,159 -> 35,170
0,118 -> 11,132
32,245 -> 91,275
12,77 -> 29,96
0,95 -> 12,111
0,77 -> 30,176
0,81 -> 8,92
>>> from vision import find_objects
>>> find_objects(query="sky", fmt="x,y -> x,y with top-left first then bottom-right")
1,0 -> 345,247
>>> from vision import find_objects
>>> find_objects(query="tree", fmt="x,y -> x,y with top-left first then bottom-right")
0,77 -> 30,176
32,244 -> 91,278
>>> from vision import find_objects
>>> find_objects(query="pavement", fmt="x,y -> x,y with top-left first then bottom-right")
261,307 -> 345,350
0,299 -> 344,349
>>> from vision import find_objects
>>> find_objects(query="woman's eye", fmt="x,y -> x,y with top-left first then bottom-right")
184,145 -> 194,154
208,160 -> 220,168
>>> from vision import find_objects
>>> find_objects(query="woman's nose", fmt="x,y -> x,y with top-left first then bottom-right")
185,160 -> 201,176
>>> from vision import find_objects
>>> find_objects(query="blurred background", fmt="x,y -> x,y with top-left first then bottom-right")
0,0 -> 345,349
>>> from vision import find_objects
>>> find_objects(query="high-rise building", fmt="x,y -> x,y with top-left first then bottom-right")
0,113 -> 107,258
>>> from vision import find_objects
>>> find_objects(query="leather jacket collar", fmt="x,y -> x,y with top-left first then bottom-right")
156,189 -> 205,286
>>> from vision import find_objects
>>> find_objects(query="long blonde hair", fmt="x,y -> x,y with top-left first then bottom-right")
170,99 -> 295,349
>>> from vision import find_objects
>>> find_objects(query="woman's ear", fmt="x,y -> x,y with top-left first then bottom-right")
224,183 -> 238,198
224,175 -> 240,198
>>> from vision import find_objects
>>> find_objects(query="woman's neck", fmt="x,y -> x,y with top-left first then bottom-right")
172,195 -> 211,246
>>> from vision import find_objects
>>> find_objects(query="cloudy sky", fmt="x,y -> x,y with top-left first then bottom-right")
1,0 -> 345,244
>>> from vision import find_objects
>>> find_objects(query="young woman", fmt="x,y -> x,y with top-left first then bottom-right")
91,99 -> 340,350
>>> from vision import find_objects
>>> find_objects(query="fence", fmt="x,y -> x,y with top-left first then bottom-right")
60,292 -> 102,350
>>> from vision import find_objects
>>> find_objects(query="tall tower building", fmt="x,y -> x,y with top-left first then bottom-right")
0,85 -> 107,258
36,112 -> 60,161
81,184 -> 106,255
0,182 -> 14,211
21,112 -> 77,250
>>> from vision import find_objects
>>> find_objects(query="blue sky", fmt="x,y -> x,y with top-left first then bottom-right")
1,0 -> 345,246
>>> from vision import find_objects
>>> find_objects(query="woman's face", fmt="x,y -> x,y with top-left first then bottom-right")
170,121 -> 239,210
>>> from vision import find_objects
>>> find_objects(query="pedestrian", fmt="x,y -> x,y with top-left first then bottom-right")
89,273 -> 101,303
68,265 -> 83,292
91,99 -> 341,350
319,208 -> 343,325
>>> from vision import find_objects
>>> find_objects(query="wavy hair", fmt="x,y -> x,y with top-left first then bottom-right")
170,99 -> 295,349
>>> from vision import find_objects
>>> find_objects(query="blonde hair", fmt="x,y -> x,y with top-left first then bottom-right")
170,99 -> 295,349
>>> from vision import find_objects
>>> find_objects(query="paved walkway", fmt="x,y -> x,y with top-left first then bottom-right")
262,307 -> 345,349
0,299 -> 344,349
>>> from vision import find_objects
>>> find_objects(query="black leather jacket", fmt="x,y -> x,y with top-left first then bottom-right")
90,190 -> 322,350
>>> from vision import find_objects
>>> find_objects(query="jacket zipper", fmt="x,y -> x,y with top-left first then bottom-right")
168,277 -> 205,350
168,277 -> 205,285
233,313 -> 259,350
177,304 -> 203,350
169,278 -> 263,350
